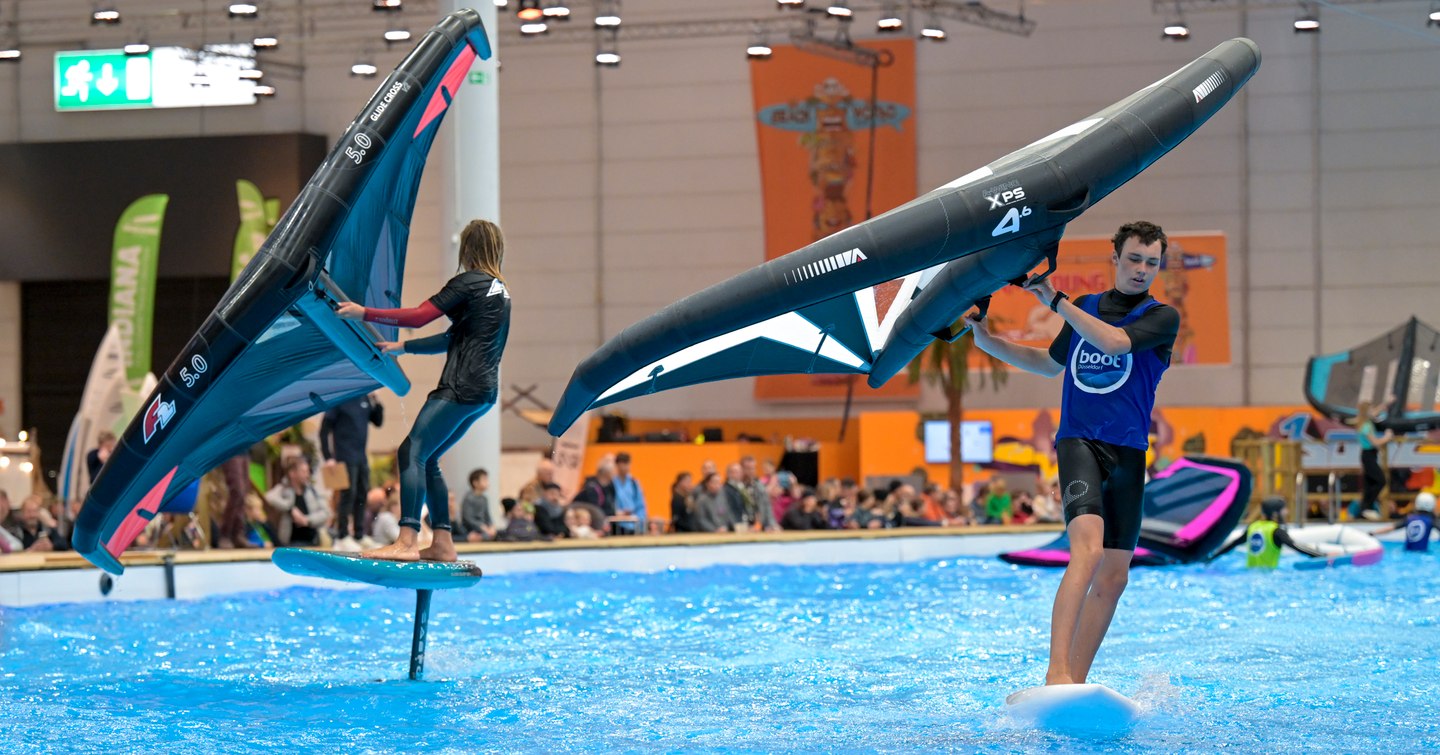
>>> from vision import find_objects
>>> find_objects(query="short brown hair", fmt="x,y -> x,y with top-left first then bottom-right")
1112,221 -> 1168,256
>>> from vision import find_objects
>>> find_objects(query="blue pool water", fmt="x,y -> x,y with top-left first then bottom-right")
2,545 -> 1439,753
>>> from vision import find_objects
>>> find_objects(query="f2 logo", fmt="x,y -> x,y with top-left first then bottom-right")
991,206 -> 1032,237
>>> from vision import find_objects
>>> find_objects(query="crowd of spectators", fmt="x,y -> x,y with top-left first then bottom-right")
0,444 -> 1065,557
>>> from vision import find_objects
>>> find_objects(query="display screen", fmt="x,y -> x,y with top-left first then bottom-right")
923,419 -> 994,464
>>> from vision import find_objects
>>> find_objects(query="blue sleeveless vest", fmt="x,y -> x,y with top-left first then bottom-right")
1404,512 -> 1434,552
1056,294 -> 1168,451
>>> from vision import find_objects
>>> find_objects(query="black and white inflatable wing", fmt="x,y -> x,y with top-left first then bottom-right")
548,38 -> 1261,436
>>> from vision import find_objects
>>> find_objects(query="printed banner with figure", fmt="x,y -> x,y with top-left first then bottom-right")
749,39 -> 917,401
982,232 -> 1231,365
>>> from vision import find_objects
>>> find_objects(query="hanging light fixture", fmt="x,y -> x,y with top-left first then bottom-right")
921,14 -> 946,41
383,28 -> 412,44
746,24 -> 772,59
1293,3 -> 1320,33
123,41 -> 151,55
253,33 -> 279,49
516,0 -> 543,22
876,1 -> 903,33
826,1 -> 852,20
254,84 -> 276,97
228,3 -> 259,19
595,0 -> 621,28
372,0 -> 403,11
542,2 -> 571,21
351,60 -> 379,77
91,6 -> 121,25
594,28 -> 620,67
1162,2 -> 1190,41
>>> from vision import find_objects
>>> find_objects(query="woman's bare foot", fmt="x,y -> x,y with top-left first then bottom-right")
1045,671 -> 1076,686
418,530 -> 457,562
362,530 -> 420,561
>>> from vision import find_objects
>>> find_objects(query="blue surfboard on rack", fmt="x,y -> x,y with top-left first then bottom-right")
272,548 -> 483,590
1005,684 -> 1141,734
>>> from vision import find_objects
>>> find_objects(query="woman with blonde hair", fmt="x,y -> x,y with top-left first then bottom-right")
338,219 -> 511,561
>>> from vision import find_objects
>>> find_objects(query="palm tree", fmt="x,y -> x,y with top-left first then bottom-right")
907,318 -> 1010,492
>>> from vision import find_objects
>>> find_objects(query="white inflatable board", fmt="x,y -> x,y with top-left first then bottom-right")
1005,683 -> 1140,733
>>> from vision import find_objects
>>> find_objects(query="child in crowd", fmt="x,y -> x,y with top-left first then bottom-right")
460,468 -> 496,542
983,478 -> 1012,524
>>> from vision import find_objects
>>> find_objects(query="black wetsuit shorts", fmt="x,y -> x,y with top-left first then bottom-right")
1056,437 -> 1147,551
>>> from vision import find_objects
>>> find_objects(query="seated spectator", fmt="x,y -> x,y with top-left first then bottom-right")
496,498 -> 543,542
1010,491 -> 1036,525
740,455 -> 780,532
920,482 -> 947,522
670,472 -> 696,533
897,494 -> 941,527
371,492 -> 402,546
535,482 -> 571,538
982,477 -> 1012,525
850,489 -> 885,529
565,505 -> 601,539
781,491 -> 828,530
771,471 -> 799,524
517,458 -> 556,505
1032,479 -> 1064,523
940,490 -> 972,527
573,457 -> 617,517
9,494 -> 62,552
265,457 -> 331,546
690,473 -> 735,533
460,468 -> 496,542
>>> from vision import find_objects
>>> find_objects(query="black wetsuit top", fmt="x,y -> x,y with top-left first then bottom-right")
426,271 -> 511,405
1046,289 -> 1179,368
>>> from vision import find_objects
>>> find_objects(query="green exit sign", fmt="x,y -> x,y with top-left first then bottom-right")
54,50 -> 154,111
54,45 -> 258,112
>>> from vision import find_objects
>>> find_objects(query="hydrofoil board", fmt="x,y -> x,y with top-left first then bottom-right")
272,547 -> 483,590
1005,683 -> 1140,734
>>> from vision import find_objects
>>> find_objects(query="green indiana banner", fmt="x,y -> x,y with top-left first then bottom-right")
110,194 -> 167,386
232,179 -> 279,283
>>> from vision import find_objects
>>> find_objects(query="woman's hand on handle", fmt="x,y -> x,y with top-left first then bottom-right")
336,301 -> 366,320
377,341 -> 405,355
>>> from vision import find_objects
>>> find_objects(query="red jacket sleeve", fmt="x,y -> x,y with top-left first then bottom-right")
363,300 -> 444,328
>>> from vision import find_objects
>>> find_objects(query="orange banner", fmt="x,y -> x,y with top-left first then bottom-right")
983,232 -> 1231,365
749,39 -> 918,401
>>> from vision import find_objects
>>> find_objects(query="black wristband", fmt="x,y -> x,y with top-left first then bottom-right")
1050,290 -> 1069,312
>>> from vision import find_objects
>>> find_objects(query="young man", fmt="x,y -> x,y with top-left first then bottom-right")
966,221 -> 1179,687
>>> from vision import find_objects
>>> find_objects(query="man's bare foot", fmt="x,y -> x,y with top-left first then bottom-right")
418,531 -> 457,562
418,542 -> 457,562
361,541 -> 421,562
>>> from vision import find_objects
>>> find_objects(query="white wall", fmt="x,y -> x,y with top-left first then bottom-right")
1,0 -> 1438,457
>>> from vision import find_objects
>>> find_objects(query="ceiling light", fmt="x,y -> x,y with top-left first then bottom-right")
1293,4 -> 1319,33
826,2 -> 852,19
595,51 -> 620,66
0,47 -> 19,62
776,0 -> 805,8
595,0 -> 621,27
228,3 -> 259,18
123,42 -> 150,55
494,0 -> 509,8
1162,22 -> 1190,40
91,7 -> 121,25
595,26 -> 619,67
239,68 -> 263,79
517,1 -> 543,22
519,21 -> 548,35
253,34 -> 278,49
1430,3 -> 1440,26
747,24 -> 772,60
383,28 -> 412,43
877,1 -> 903,32
543,2 -> 571,20
254,84 -> 276,97
372,0 -> 402,11
921,15 -> 946,40
351,61 -> 378,77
